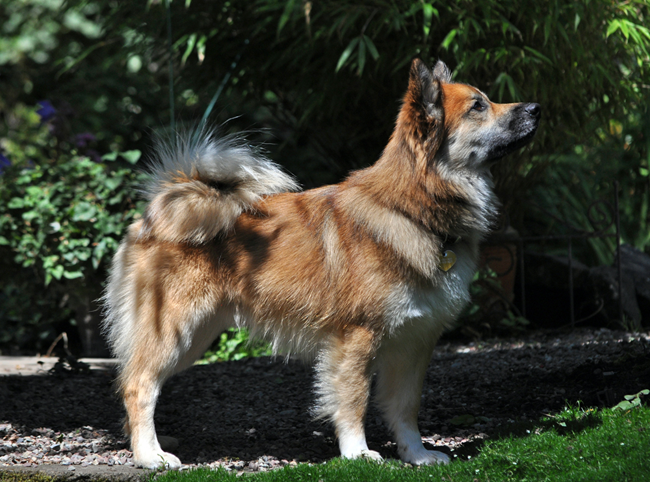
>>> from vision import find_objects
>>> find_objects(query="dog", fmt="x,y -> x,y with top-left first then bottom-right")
102,59 -> 540,469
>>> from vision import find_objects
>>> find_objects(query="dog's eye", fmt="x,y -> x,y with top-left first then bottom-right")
471,100 -> 485,112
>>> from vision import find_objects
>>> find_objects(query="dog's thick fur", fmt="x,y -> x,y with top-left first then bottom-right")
103,59 -> 540,468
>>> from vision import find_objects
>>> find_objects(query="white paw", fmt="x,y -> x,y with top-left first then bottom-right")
399,447 -> 450,465
134,450 -> 182,470
341,448 -> 384,462
360,449 -> 384,462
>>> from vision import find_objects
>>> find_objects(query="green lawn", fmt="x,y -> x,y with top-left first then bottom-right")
155,404 -> 650,482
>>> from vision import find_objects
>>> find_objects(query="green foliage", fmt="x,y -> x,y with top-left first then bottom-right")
199,328 -> 272,364
0,0 -> 166,154
52,0 -> 649,190
0,104 -> 146,352
0,153 -> 144,285
0,109 -> 145,284
528,105 -> 650,264
613,389 -> 649,411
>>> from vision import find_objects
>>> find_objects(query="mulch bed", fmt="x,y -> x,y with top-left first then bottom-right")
1,327 -> 649,473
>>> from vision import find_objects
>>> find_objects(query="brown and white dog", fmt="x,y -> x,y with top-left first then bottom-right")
103,59 -> 540,468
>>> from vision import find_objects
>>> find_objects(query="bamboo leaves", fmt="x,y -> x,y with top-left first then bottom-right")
336,35 -> 380,75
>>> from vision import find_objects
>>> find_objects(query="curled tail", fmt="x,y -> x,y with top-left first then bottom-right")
139,131 -> 299,244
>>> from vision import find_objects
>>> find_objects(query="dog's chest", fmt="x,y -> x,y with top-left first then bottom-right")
387,243 -> 477,329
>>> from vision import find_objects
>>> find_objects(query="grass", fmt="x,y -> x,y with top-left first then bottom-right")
154,403 -> 650,482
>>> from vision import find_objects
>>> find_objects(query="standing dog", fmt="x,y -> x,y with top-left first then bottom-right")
103,59 -> 540,468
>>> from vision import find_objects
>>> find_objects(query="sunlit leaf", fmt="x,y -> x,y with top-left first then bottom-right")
441,29 -> 458,50
422,3 -> 438,39
357,35 -> 366,74
523,46 -> 552,65
121,150 -> 142,165
181,33 -> 197,65
336,36 -> 360,72
278,0 -> 297,36
63,270 -> 84,280
363,35 -> 379,61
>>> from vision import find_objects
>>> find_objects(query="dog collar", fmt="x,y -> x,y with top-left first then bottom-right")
441,233 -> 462,246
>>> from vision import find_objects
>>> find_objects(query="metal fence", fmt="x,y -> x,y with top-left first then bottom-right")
481,181 -> 628,329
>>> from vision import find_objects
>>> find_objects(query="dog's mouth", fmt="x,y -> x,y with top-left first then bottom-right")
486,125 -> 539,163
486,103 -> 541,162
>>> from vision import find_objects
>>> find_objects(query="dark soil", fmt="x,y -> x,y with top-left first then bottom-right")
1,328 -> 649,473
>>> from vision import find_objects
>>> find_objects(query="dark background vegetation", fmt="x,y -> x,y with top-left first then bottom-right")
0,0 -> 648,356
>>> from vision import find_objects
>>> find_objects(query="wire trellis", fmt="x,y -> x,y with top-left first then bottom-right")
483,181 -> 629,329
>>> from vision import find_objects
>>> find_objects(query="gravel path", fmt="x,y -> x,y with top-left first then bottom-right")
1,327 -> 649,476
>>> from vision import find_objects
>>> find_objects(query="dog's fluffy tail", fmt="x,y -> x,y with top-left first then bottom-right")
139,131 -> 299,244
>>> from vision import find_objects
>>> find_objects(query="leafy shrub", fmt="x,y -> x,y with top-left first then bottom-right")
0,104 -> 146,354
199,328 -> 273,364
0,150 -> 143,285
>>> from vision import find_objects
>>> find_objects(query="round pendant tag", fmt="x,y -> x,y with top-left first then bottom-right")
439,250 -> 457,272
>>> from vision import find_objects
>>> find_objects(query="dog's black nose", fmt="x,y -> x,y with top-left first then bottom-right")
525,103 -> 541,119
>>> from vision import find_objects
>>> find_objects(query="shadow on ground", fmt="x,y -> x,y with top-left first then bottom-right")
1,329 -> 649,466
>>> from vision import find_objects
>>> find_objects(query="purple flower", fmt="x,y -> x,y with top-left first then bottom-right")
36,100 -> 57,123
0,153 -> 11,174
73,132 -> 97,148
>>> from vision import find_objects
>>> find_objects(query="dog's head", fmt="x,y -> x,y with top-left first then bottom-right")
400,58 -> 540,170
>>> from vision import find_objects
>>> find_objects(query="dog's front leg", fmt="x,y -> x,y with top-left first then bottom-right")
375,330 -> 450,465
315,325 -> 383,461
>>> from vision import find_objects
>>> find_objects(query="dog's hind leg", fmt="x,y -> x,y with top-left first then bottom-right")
315,325 -> 383,461
375,328 -> 449,465
121,360 -> 181,469
120,305 -> 233,469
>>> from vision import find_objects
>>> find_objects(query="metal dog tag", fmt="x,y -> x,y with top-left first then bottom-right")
439,250 -> 457,272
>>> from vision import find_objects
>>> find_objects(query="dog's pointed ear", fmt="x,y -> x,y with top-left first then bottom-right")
409,58 -> 443,121
432,60 -> 452,83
